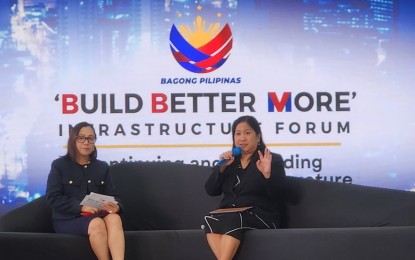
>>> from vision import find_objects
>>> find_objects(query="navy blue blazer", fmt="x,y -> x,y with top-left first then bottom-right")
46,156 -> 121,220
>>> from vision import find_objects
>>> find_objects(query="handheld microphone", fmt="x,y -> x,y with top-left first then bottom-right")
217,147 -> 242,166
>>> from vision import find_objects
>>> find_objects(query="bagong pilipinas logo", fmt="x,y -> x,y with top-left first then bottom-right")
169,15 -> 233,74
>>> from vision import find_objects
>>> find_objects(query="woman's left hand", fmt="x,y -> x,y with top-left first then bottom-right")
103,202 -> 120,214
257,148 -> 272,179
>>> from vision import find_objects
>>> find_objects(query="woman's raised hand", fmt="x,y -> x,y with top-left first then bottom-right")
257,148 -> 272,179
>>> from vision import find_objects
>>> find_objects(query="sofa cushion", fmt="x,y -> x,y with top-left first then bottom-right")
125,230 -> 215,260
285,176 -> 415,228
110,162 -> 221,230
0,232 -> 95,260
0,196 -> 53,233
237,226 -> 415,260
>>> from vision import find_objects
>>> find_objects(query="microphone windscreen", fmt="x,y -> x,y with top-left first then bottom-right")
233,147 -> 242,156
217,147 -> 242,166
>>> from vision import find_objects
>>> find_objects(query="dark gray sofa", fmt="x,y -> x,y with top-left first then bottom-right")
1,162 -> 415,260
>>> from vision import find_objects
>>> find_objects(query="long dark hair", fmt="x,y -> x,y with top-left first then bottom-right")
65,122 -> 97,161
231,115 -> 266,162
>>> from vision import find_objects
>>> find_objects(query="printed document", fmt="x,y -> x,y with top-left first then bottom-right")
80,192 -> 118,210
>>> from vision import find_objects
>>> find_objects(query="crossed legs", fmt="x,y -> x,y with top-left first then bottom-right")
88,214 -> 125,260
207,233 -> 240,260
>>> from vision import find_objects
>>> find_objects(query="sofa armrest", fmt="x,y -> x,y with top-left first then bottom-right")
0,196 -> 54,233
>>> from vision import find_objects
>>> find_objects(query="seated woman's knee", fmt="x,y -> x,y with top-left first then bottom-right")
104,214 -> 122,226
88,217 -> 107,236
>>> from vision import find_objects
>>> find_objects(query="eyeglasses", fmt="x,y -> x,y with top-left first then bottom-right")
76,136 -> 96,144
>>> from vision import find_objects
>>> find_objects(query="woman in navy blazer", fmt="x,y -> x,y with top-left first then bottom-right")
46,122 -> 124,260
203,115 -> 286,260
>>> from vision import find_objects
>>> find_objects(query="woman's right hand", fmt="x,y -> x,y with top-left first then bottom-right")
219,150 -> 235,171
81,205 -> 99,214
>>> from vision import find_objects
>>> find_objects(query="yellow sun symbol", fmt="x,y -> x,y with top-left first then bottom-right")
178,16 -> 221,48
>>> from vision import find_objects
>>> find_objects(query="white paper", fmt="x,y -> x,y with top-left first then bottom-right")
80,192 -> 118,210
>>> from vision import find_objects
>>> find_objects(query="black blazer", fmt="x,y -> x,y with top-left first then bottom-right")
205,152 -> 286,222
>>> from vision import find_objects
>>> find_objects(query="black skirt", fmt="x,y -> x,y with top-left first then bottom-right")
202,210 -> 278,240
53,212 -> 109,236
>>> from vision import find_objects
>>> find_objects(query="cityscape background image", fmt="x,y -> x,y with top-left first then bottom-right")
0,0 -> 414,215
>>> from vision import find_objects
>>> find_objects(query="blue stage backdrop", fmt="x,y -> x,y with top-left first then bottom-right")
0,0 -> 414,213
